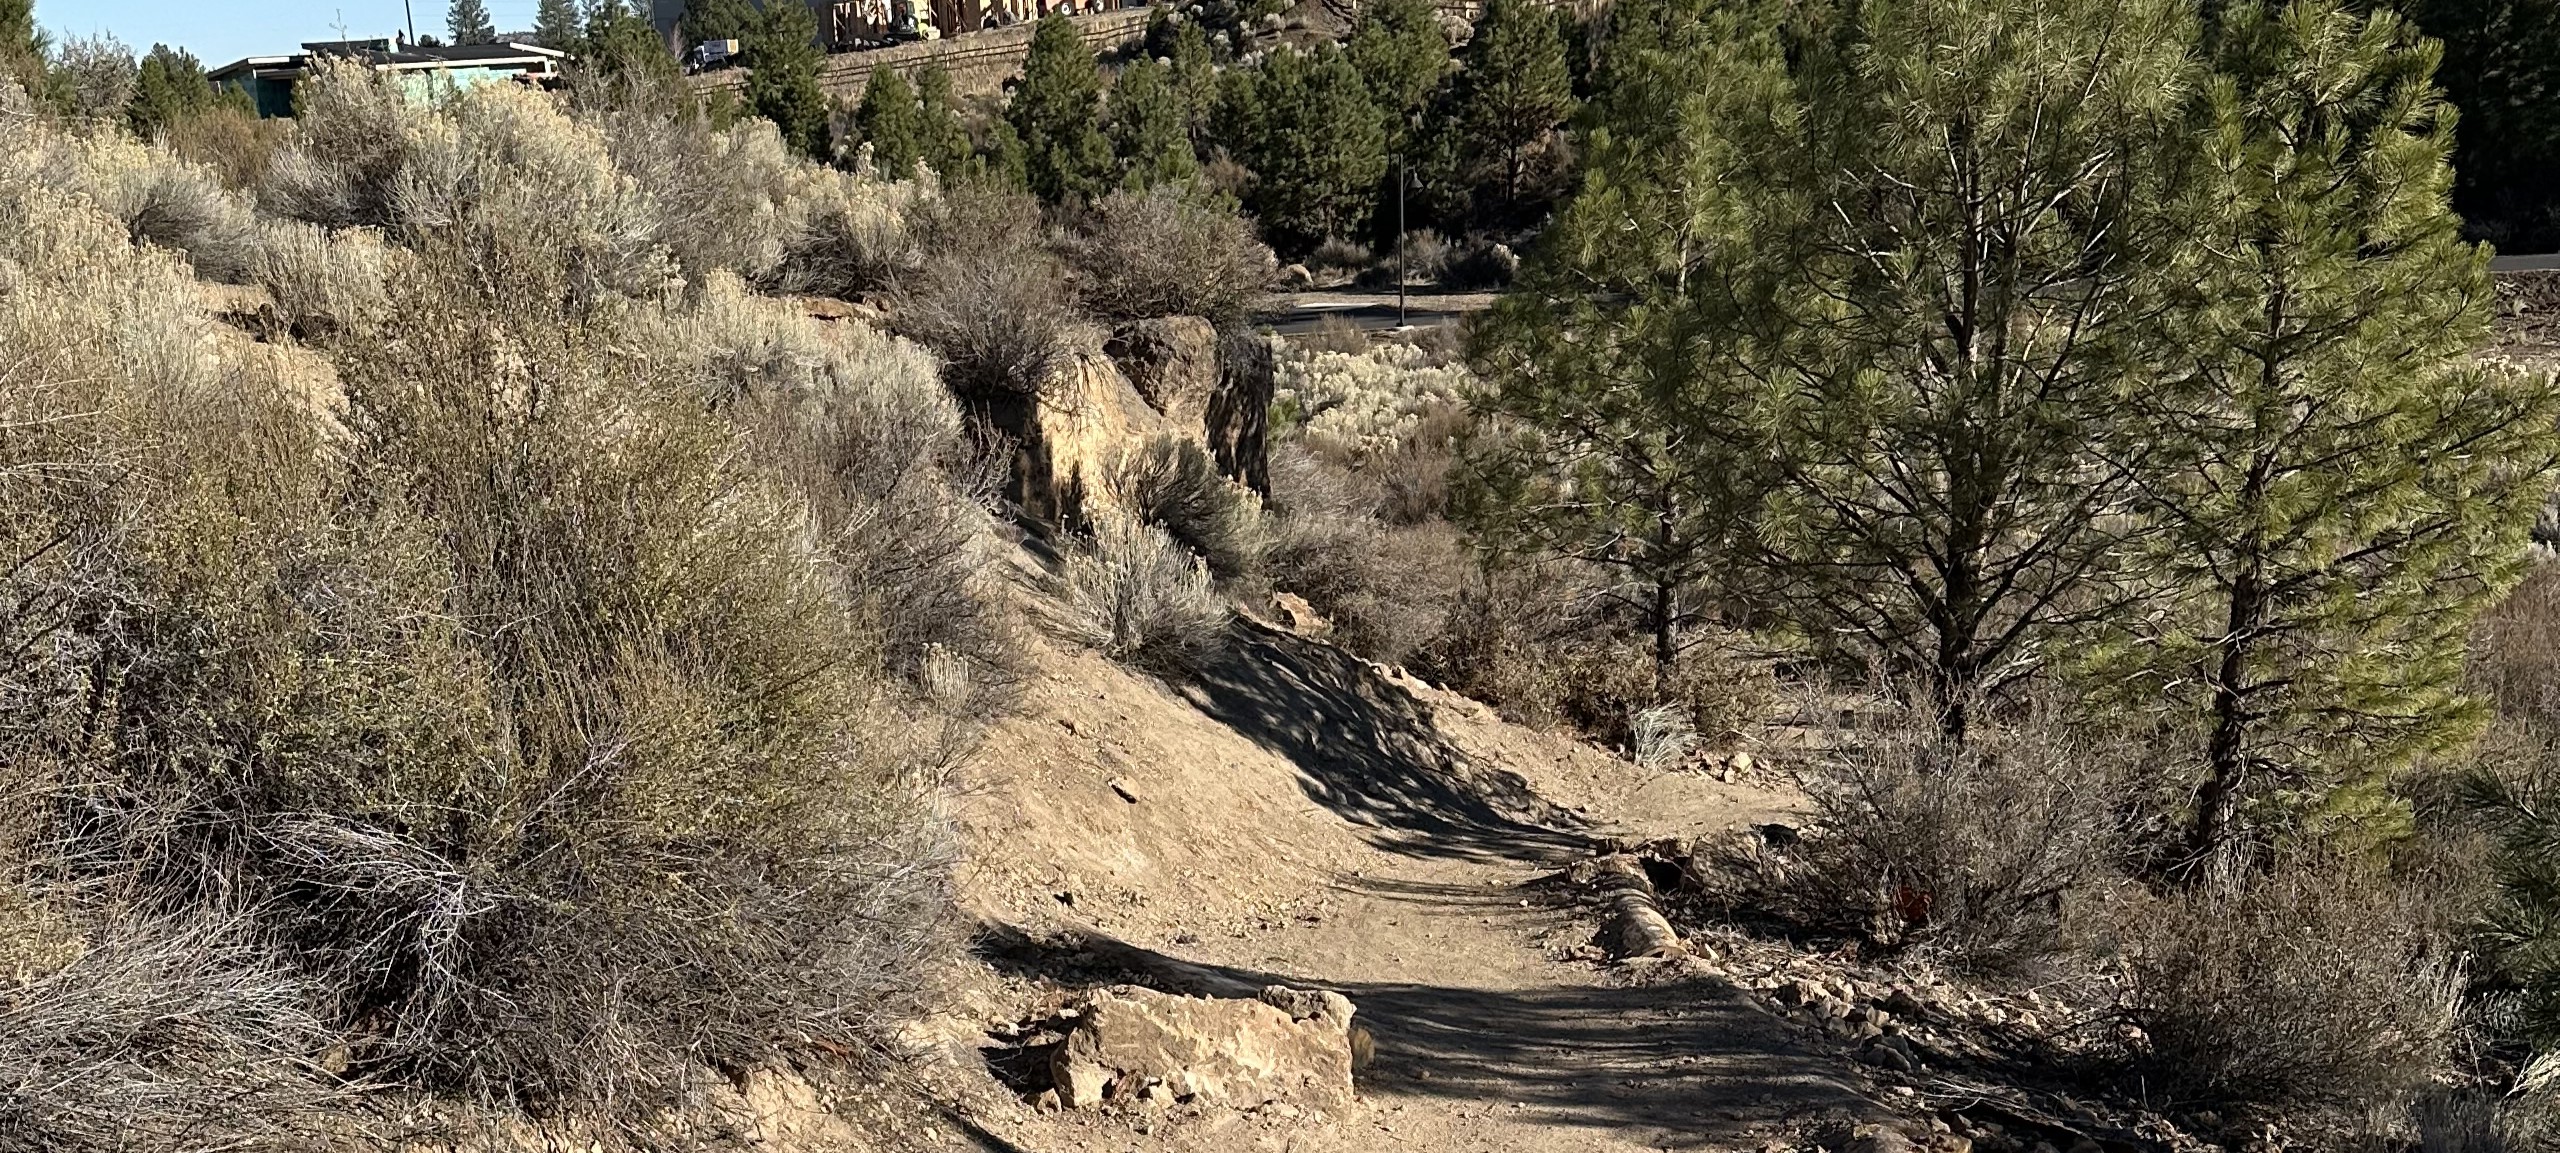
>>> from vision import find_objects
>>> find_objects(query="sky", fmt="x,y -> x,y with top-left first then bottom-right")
41,0 -> 558,68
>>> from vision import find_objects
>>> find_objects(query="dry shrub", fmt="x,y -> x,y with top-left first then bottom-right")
0,98 -> 350,1144
1111,434 -> 1268,580
1051,514 -> 1232,677
1261,441 -> 1466,663
262,60 -> 674,303
0,87 -> 965,1122
594,103 -> 936,296
2471,561 -> 2560,731
2123,863 -> 2460,1111
1067,185 -> 1272,326
161,102 -> 288,191
68,133 -> 260,283
1298,312 -> 1370,354
662,274 -> 1012,700
1786,700 -> 2136,971
253,219 -> 397,338
888,191 -> 1074,400
1413,559 -> 1771,749
269,241 -> 960,1107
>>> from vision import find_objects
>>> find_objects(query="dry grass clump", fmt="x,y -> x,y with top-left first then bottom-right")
2122,863 -> 2461,1111
889,191 -> 1076,401
1273,337 -> 1473,468
1110,434 -> 1269,580
160,102 -> 289,191
67,132 -> 261,283
1785,700 -> 2138,972
1066,185 -> 1272,327
0,920 -> 343,1153
1050,514 -> 1233,678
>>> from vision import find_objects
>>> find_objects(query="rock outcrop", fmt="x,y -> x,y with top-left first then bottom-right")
1048,985 -> 1358,1111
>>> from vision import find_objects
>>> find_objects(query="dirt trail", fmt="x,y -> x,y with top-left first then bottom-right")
926,622 -> 1873,1152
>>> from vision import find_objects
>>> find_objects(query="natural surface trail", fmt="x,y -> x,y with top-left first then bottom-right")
920,622 -> 1876,1153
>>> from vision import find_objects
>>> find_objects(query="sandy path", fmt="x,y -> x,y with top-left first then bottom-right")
933,625 -> 1869,1152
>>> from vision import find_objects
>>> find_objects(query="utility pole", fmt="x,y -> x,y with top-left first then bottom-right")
1396,158 -> 1407,327
402,0 -> 417,43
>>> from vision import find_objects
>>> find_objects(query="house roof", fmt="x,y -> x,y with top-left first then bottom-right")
209,40 -> 565,82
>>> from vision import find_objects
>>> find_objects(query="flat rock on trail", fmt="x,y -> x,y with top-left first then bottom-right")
920,621 -> 1871,1152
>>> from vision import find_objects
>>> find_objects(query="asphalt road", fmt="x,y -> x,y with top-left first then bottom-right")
1258,290 -> 1500,336
2494,254 -> 2560,272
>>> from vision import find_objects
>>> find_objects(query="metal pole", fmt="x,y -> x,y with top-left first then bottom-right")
1396,158 -> 1407,327
402,0 -> 416,43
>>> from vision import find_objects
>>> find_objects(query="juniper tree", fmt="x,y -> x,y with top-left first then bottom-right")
583,0 -> 678,86
1449,0 -> 1574,213
746,0 -> 831,159
126,44 -> 232,138
0,0 -> 42,95
1108,57 -> 1196,190
1461,0 -> 1795,694
856,66 -> 924,178
1752,0 -> 2196,738
2138,0 -> 2560,882
1011,14 -> 1114,202
448,0 -> 499,45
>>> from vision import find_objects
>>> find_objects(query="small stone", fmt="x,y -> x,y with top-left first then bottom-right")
1859,1042 -> 1914,1073
1849,1123 -> 1917,1153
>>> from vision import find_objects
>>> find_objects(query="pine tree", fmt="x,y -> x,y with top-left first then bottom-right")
1168,20 -> 1217,147
2136,0 -> 2560,881
1346,0 -> 1448,150
1750,0 -> 2197,737
682,0 -> 762,47
449,0 -> 500,45
1449,0 -> 1573,212
533,0 -> 584,50
915,63 -> 976,177
1108,58 -> 1196,190
856,66 -> 924,178
1215,45 -> 1386,252
1462,0 -> 1796,693
1010,14 -> 1114,202
2392,0 -> 2560,249
746,0 -> 832,159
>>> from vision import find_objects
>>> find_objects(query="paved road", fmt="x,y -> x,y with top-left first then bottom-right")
1258,290 -> 1500,337
2494,254 -> 2560,272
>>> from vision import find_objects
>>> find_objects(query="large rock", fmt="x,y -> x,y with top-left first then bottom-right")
1049,985 -> 1357,1110
980,331 -> 1175,525
1106,317 -> 1222,429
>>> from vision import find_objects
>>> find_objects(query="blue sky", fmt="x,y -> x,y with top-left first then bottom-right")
41,0 -> 555,67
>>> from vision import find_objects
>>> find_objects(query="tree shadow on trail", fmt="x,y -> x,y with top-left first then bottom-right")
974,921 -> 1872,1150
1181,621 -> 1589,864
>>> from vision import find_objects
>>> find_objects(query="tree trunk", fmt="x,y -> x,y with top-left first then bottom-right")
2187,569 -> 2261,888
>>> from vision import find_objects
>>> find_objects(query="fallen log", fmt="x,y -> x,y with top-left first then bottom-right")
1588,854 -> 1685,960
